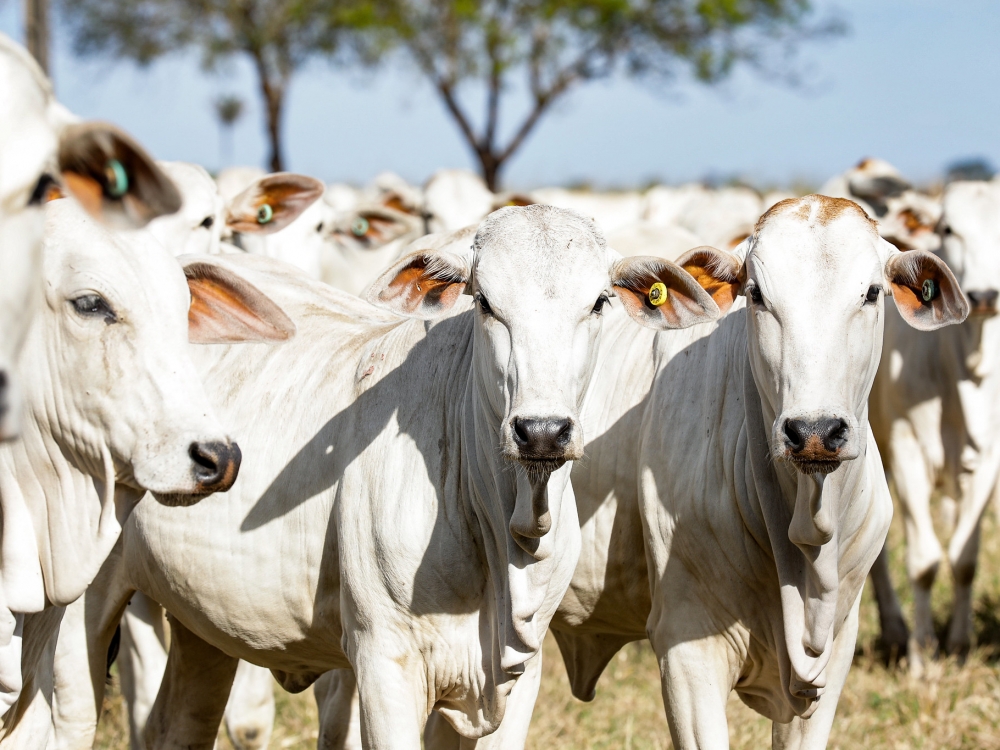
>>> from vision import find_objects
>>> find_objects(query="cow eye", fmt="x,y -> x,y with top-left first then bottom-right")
592,294 -> 609,315
865,285 -> 881,305
71,294 -> 117,323
28,173 -> 58,206
747,282 -> 763,305
942,225 -> 954,236
316,222 -> 325,233
200,216 -> 214,229
474,292 -> 493,317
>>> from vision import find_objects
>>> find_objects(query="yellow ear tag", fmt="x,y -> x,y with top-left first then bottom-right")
648,282 -> 668,306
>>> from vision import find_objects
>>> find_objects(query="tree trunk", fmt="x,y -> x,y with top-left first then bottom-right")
263,86 -> 285,173
24,0 -> 49,76
479,150 -> 502,192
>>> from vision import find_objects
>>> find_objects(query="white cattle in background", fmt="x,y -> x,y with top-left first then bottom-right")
0,199 -> 294,735
0,32 -> 180,440
820,157 -> 912,217
49,206 -> 725,750
531,186 -> 644,235
869,179 -> 1000,668
539,195 -> 967,750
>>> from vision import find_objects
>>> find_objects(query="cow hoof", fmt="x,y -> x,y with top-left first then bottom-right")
878,614 -> 910,663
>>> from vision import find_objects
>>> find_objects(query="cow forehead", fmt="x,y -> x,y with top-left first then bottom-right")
44,201 -> 189,312
943,182 -> 1000,234
473,205 -> 610,302
752,197 -> 883,294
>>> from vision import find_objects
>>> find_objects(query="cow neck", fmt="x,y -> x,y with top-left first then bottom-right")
946,314 -> 1000,452
739,348 -> 869,719
458,332 -> 576,725
0,396 -> 139,616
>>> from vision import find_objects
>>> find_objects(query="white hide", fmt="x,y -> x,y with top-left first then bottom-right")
56,207 -> 723,750
0,199 -> 293,726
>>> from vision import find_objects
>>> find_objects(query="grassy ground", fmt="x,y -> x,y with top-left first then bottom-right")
95,500 -> 1000,749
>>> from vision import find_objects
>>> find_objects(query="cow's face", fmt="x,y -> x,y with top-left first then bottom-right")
24,200 -> 294,503
368,205 -> 726,476
146,162 -> 225,256
745,196 -> 967,476
939,181 -> 1000,316
0,34 -> 181,439
324,205 -> 424,295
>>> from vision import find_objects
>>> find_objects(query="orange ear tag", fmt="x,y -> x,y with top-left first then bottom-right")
648,282 -> 668,306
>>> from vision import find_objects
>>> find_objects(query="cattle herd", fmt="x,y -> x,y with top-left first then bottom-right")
2,29 -> 999,750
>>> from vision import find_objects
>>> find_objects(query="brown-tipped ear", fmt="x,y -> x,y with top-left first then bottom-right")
612,255 -> 721,330
492,192 -> 536,210
366,251 -> 468,320
676,245 -> 743,315
226,173 -> 324,235
183,261 -> 296,344
886,249 -> 968,330
58,122 -> 181,229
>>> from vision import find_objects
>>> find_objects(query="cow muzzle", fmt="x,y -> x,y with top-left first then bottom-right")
506,415 -> 581,473
781,416 -> 852,475
189,440 -> 242,494
966,289 -> 999,316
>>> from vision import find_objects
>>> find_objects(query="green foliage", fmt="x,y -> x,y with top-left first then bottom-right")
367,0 -> 840,188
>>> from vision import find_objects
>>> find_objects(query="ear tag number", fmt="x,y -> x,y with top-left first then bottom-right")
104,159 -> 129,198
257,203 -> 274,224
648,282 -> 668,306
352,216 -> 370,236
921,278 -> 937,302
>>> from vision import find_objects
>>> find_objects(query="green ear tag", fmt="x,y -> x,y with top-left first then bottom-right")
256,203 -> 274,224
648,282 -> 668,307
921,278 -> 937,302
351,216 -> 370,237
104,159 -> 128,198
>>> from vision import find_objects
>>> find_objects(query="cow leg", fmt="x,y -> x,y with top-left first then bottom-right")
314,669 -> 362,750
143,615 -> 238,750
868,542 -> 909,658
889,421 -> 941,668
423,711 -> 462,750
224,661 -> 275,750
771,595 -> 860,750
119,592 -> 169,750
351,644 -> 425,750
946,512 -> 983,659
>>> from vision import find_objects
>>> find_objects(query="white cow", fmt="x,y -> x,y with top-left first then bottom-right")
0,33 -> 180,439
53,206 -> 723,750
0,198 -> 294,732
531,187 -> 644,235
869,179 -> 1000,667
543,196 -> 966,749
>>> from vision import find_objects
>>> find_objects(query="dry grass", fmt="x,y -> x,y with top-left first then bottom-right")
95,500 -> 1000,749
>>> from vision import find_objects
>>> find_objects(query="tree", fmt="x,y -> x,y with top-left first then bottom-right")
213,93 -> 245,165
373,0 -> 838,190
62,0 -> 377,172
24,0 -> 51,75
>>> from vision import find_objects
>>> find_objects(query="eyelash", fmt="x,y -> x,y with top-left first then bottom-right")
475,292 -> 493,316
592,294 -> 609,315
71,294 -> 117,323
747,282 -> 763,305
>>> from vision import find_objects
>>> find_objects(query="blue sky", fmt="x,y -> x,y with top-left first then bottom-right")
2,1 -> 997,189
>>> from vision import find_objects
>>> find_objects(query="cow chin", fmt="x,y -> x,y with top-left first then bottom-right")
517,458 -> 567,481
152,491 -> 212,508
788,458 -> 842,476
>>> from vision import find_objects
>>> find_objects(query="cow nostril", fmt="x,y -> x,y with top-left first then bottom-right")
189,441 -> 242,491
783,419 -> 807,451
818,418 -> 850,452
968,290 -> 999,307
553,418 -> 572,447
512,418 -> 530,446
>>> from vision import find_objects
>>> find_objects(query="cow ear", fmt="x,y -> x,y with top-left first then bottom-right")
885,247 -> 968,330
676,245 -> 744,315
225,173 -> 324,235
366,250 -> 468,319
182,260 -> 296,344
612,255 -> 721,330
57,122 -> 181,229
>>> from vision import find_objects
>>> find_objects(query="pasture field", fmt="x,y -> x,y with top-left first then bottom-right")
95,499 -> 1000,749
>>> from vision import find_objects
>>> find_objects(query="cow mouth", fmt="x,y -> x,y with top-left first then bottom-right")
788,458 -> 841,475
153,491 -> 212,508
516,457 -> 566,479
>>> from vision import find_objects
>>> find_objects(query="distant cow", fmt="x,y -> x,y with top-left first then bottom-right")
869,179 -> 1000,668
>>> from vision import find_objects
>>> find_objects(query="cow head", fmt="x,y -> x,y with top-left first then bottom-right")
324,204 -> 425,295
0,33 -> 180,439
739,197 -> 966,477
938,180 -> 1000,316
24,200 -> 293,506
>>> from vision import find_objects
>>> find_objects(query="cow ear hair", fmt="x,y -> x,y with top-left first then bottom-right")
675,245 -> 744,315
181,259 -> 296,344
366,250 -> 469,320
57,122 -> 182,229
225,173 -> 325,235
611,254 -> 721,330
884,244 -> 969,330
